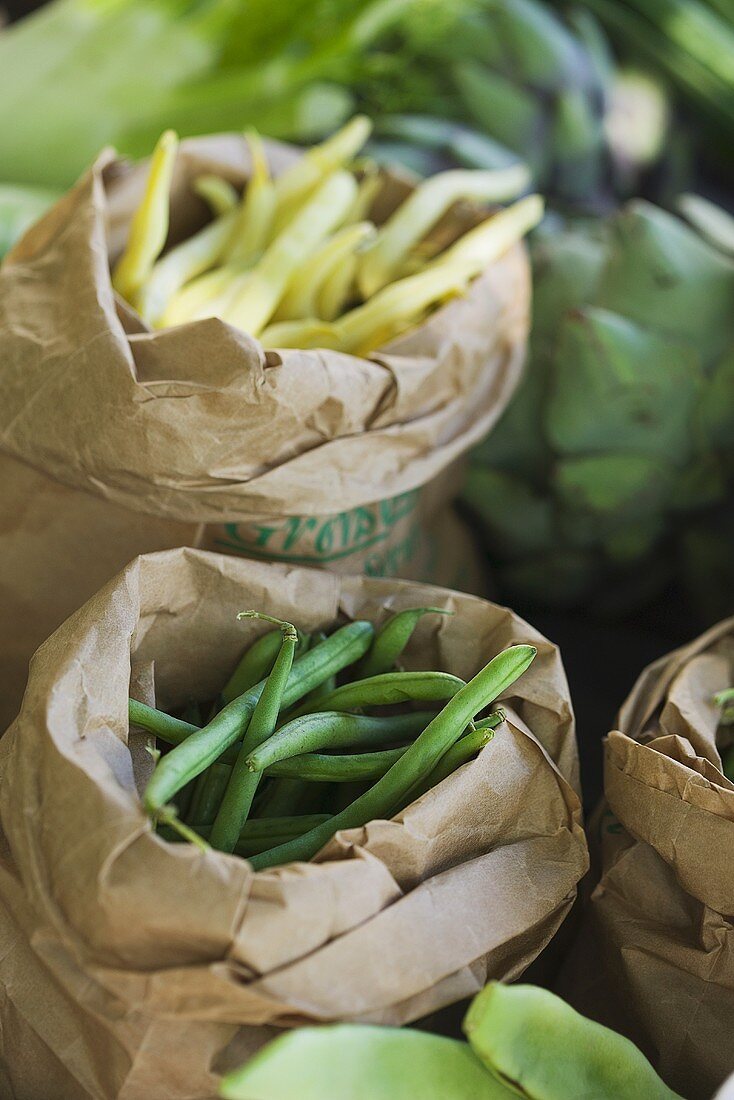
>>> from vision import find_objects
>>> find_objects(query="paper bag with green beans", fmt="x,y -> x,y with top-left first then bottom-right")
0,130 -> 531,735
0,548 -> 586,1100
559,616 -> 734,1100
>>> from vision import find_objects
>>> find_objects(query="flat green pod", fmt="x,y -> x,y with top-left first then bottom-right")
220,1025 -> 513,1100
464,982 -> 682,1100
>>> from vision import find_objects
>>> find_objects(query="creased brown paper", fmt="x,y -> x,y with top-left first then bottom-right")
0,134 -> 530,733
559,617 -> 734,1100
0,548 -> 585,1100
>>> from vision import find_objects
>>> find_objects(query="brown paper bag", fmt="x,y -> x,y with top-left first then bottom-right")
0,134 -> 529,734
559,617 -> 734,1100
0,548 -> 586,1100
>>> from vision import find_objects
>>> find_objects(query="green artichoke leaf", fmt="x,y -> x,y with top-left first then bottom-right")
220,1024 -> 513,1100
500,551 -> 602,606
669,453 -> 727,513
551,87 -> 605,200
462,467 -> 556,558
553,452 -> 675,521
453,62 -> 548,178
596,200 -> 734,365
699,347 -> 734,468
482,0 -> 585,92
530,223 -> 609,342
470,357 -> 551,481
546,307 -> 703,463
557,504 -> 664,561
463,982 -> 683,1100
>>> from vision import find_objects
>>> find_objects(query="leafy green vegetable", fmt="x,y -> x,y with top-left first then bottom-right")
465,198 -> 734,614
0,0 -> 615,208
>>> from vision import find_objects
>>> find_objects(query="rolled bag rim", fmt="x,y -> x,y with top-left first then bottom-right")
604,616 -> 734,911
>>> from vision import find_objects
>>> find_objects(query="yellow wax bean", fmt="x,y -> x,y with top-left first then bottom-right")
271,115 -> 371,235
138,210 -> 237,326
259,319 -> 341,350
193,174 -> 239,216
158,264 -> 242,327
335,260 -> 475,355
219,170 -> 358,337
336,194 -> 543,355
344,163 -> 382,224
439,194 -> 545,269
112,129 -> 178,303
276,221 -> 375,321
357,164 -> 531,297
227,130 -> 276,265
317,249 -> 359,321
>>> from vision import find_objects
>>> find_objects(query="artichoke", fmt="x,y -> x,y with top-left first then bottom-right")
362,0 -> 614,205
464,199 -> 734,615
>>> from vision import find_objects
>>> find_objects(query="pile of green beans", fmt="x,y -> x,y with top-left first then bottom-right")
131,606 -> 536,868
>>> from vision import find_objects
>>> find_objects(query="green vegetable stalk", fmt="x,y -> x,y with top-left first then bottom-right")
0,0 -> 625,211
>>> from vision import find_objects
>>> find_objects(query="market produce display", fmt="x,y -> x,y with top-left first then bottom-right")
111,118 -> 539,351
132,605 -> 535,863
0,0 -> 732,1097
464,196 -> 734,613
221,980 -> 681,1098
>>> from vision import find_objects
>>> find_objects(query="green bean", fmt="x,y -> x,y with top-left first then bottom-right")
252,777 -> 311,819
184,749 -> 406,800
464,981 -> 683,1099
246,710 -> 434,773
142,620 -> 374,817
131,702 -> 248,767
210,613 -> 298,851
407,715 -> 502,803
290,671 -> 465,719
160,812 -> 331,851
187,762 -> 230,826
249,645 -> 536,869
173,777 -> 196,822
133,686 -> 422,771
186,814 -> 330,843
222,628 -> 311,704
156,805 -> 209,851
222,629 -> 282,704
130,699 -> 197,746
300,632 -> 336,706
267,746 -> 407,783
355,607 -> 453,678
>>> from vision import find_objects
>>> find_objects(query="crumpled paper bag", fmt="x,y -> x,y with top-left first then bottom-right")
559,617 -> 734,1100
0,133 -> 530,733
0,547 -> 586,1100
